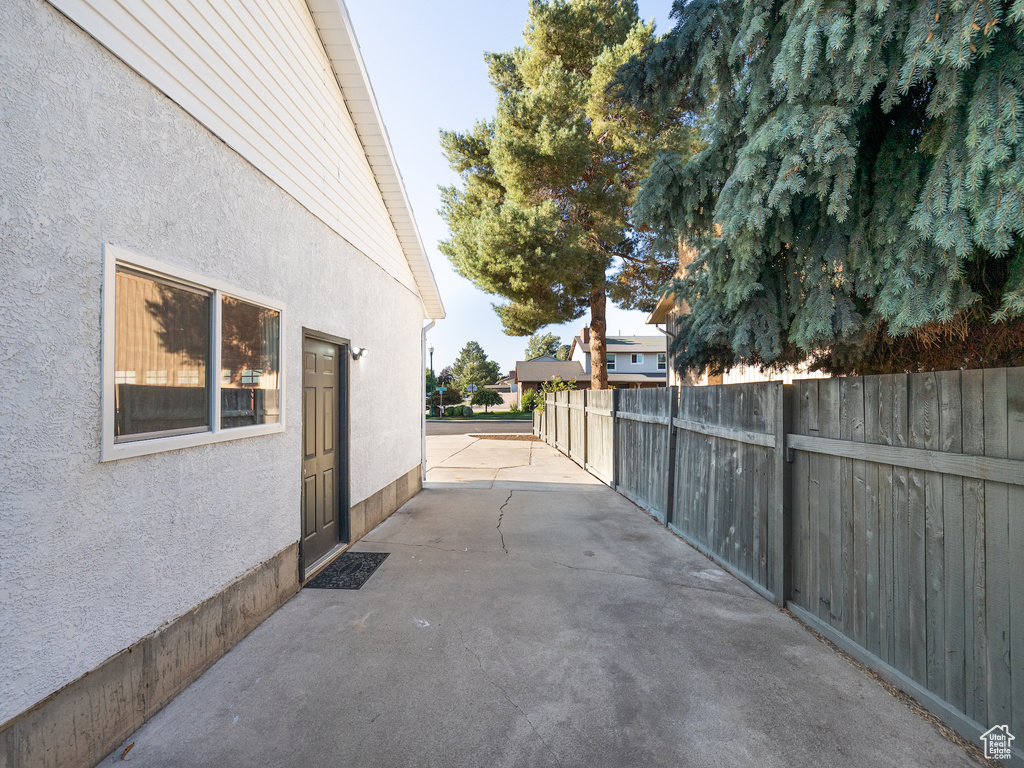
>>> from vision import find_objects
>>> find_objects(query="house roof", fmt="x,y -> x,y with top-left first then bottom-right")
646,292 -> 677,325
515,359 -> 586,384
572,336 -> 666,355
486,375 -> 514,391
308,1 -> 444,319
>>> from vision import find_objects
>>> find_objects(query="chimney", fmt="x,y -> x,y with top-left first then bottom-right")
581,326 -> 590,344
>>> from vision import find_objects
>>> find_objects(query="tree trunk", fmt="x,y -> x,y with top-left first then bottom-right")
589,284 -> 608,390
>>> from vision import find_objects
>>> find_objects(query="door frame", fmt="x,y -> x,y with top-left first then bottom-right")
299,328 -> 351,582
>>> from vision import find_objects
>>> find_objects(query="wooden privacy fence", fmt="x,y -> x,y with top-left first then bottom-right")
615,389 -> 674,526
537,390 -> 615,482
536,370 -> 1024,763
787,370 -> 1024,754
670,383 -> 786,602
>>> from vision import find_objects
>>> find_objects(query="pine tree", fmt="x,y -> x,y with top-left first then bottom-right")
440,0 -> 697,387
615,0 -> 1024,374
450,341 -> 502,391
524,331 -> 563,359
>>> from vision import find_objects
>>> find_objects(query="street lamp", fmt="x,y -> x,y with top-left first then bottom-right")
428,344 -> 435,419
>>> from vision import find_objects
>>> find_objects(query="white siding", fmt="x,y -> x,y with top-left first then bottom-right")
46,0 -> 417,292
1,0 -> 424,724
719,365 -> 830,386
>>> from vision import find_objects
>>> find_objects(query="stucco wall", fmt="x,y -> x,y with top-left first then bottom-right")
0,0 -> 424,725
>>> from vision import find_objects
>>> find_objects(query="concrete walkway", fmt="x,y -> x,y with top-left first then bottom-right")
105,437 -> 979,767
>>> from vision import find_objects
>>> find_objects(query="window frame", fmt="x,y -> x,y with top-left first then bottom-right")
101,244 -> 286,461
606,353 -> 616,371
657,353 -> 666,370
631,353 -> 643,365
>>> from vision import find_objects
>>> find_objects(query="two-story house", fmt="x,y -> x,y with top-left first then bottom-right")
568,328 -> 667,388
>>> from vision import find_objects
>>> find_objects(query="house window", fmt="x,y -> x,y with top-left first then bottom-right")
607,354 -> 616,371
631,353 -> 643,364
115,268 -> 211,440
221,296 -> 281,428
658,353 -> 666,370
103,245 -> 285,461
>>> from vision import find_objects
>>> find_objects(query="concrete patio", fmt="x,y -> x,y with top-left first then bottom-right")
103,435 -> 980,767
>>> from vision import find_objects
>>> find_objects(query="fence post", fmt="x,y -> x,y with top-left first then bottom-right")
611,388 -> 620,490
564,391 -> 571,458
582,389 -> 589,471
665,386 -> 679,528
550,393 -> 555,447
772,382 -> 791,606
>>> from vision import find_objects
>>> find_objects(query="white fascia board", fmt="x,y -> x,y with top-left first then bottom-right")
307,0 -> 445,320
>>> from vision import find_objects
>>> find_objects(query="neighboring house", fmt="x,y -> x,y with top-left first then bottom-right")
647,289 -> 827,386
515,356 -> 587,396
487,371 -> 518,393
485,372 -> 518,409
0,1 -> 443,766
568,328 -> 667,388
646,290 -> 693,388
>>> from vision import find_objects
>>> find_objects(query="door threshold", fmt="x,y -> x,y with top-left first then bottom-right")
302,541 -> 351,584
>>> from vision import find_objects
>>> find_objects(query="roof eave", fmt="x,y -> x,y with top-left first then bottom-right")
646,292 -> 674,325
307,0 -> 445,319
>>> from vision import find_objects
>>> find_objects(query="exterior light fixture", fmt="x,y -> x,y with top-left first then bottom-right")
351,346 -> 368,360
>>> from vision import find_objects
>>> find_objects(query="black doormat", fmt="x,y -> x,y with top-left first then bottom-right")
304,552 -> 390,590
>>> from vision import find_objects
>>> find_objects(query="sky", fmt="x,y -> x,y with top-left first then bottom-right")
345,0 -> 680,374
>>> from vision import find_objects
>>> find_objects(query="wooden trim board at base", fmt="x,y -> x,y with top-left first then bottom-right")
0,543 -> 300,768
0,465 -> 423,768
301,464 -> 423,584
348,465 -> 422,543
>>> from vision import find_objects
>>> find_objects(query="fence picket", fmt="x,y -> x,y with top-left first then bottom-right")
984,368 -> 1011,727
938,369 -> 965,712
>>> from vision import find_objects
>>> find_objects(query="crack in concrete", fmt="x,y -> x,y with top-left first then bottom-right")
450,615 -> 563,767
432,438 -> 480,468
497,490 -> 513,554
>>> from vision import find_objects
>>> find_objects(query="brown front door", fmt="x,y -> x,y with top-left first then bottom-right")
301,336 -> 346,574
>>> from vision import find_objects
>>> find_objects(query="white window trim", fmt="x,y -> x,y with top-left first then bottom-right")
631,353 -> 644,364
101,244 -> 286,462
606,353 -> 616,371
657,353 -> 667,370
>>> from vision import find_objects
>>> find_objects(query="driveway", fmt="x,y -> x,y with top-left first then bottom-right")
104,437 -> 979,768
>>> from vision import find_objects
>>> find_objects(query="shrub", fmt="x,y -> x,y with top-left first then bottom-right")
462,405 -> 473,418
508,400 -> 521,413
521,389 -> 538,412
